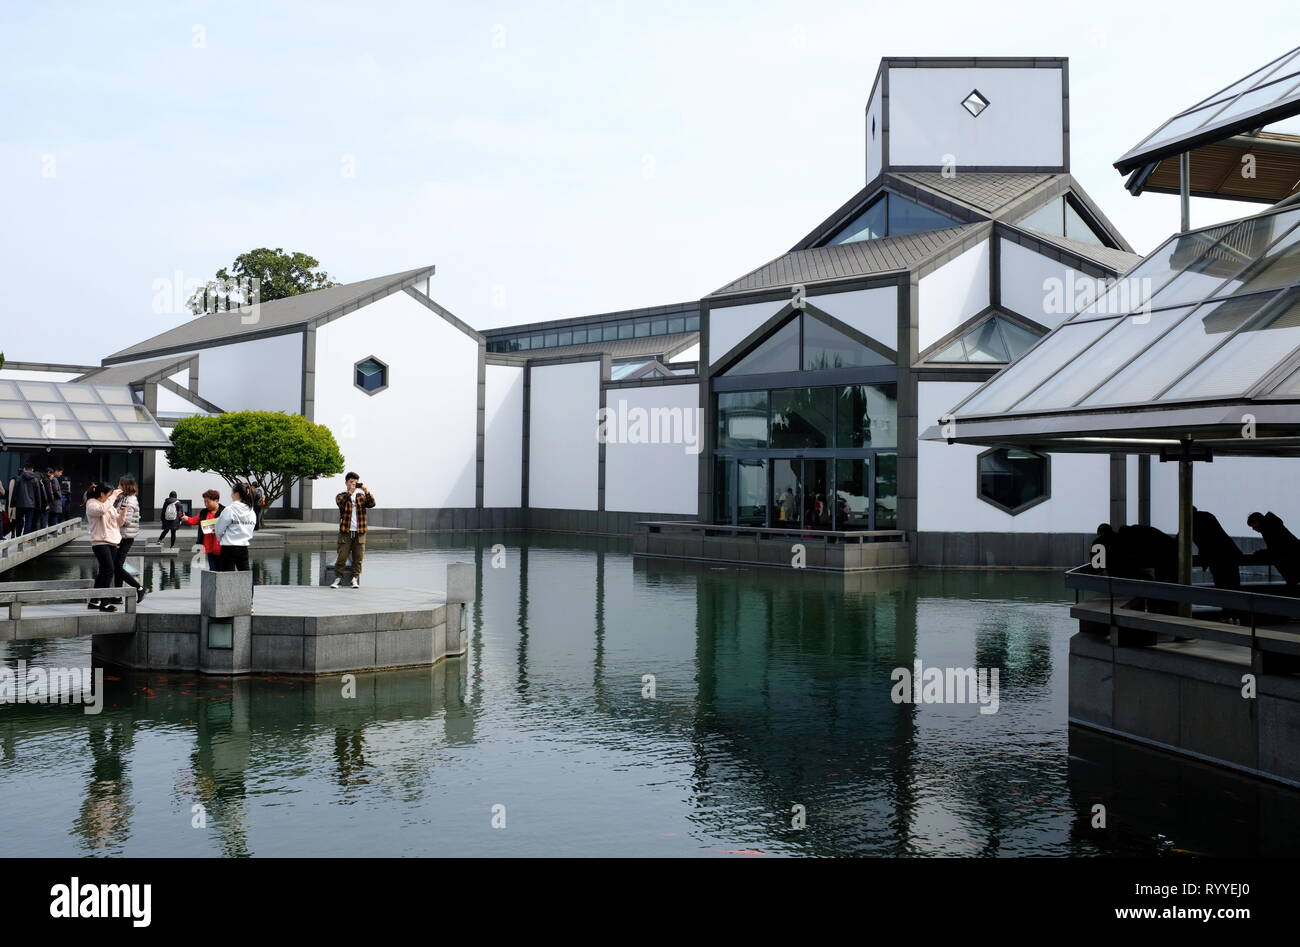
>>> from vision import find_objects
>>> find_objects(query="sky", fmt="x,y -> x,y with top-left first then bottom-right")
2,0 -> 1297,365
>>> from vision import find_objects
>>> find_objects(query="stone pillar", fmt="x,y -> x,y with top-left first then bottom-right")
199,569 -> 253,675
444,562 -> 475,657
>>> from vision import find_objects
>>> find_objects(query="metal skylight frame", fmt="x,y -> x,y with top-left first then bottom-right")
0,381 -> 172,449
943,202 -> 1300,423
1114,46 -> 1300,174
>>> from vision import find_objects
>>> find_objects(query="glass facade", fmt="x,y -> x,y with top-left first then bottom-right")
713,382 -> 898,530
486,312 -> 700,353
723,312 -> 891,377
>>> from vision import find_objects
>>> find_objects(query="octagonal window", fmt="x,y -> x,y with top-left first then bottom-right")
977,447 -> 1049,515
354,356 -> 389,395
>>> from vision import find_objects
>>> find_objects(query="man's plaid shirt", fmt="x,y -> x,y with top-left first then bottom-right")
336,488 -> 377,533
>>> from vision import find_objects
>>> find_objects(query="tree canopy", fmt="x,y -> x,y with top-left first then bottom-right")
187,248 -> 338,314
166,411 -> 345,509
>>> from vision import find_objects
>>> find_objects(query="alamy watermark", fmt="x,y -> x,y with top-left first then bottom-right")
597,400 -> 703,455
890,660 -> 1000,714
152,270 -> 262,324
1042,272 -> 1153,320
0,660 -> 105,714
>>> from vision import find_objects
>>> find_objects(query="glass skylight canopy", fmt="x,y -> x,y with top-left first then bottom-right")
931,204 -> 1300,456
0,380 -> 172,450
1115,45 -> 1300,174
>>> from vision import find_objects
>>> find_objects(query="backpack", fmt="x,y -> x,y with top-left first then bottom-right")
163,498 -> 178,522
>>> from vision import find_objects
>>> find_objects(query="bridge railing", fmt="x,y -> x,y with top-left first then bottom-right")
0,578 -> 136,620
0,518 -> 86,570
1063,564 -> 1300,663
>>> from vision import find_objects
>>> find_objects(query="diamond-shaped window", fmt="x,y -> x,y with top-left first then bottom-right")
961,89 -> 989,117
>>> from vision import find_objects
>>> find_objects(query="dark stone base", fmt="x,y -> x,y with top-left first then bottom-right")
300,507 -> 694,537
916,531 -> 1094,568
1069,627 -> 1300,789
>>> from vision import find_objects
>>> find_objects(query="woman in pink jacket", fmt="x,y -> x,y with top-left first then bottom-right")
85,481 -> 126,612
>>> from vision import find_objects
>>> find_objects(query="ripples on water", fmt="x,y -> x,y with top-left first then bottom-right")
2,534 -> 1297,857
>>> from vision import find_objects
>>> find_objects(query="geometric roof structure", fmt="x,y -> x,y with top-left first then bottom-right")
925,202 -> 1300,456
103,266 -> 437,364
1116,46 -> 1300,204
711,170 -> 1139,297
0,380 -> 172,450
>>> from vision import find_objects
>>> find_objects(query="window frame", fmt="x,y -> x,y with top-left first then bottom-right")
353,355 -> 390,396
975,446 -> 1051,515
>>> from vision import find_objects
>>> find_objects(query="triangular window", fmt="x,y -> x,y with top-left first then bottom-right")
926,314 -> 1044,364
1017,195 -> 1111,247
723,312 -> 894,376
825,193 -> 956,246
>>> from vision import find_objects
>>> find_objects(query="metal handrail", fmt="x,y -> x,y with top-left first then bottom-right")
1064,564 -> 1300,620
637,520 -> 907,544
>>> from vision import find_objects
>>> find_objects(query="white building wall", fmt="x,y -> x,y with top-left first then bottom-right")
886,66 -> 1064,169
604,383 -> 701,514
918,381 -> 1110,533
999,238 -> 1094,330
312,291 -> 479,509
866,80 -> 884,181
707,299 -> 788,366
918,240 -> 989,352
669,342 -> 699,364
811,285 -> 898,351
153,448 -> 225,510
195,333 -> 303,412
528,360 -> 600,510
0,368 -> 82,382
484,364 -> 524,508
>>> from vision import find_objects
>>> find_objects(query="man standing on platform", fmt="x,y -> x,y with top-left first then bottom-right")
331,472 -> 376,589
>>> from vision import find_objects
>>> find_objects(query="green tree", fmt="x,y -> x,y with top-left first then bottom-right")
187,248 -> 338,314
166,412 -> 345,518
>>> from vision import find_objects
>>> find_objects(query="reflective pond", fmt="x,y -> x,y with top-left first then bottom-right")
2,534 -> 1297,856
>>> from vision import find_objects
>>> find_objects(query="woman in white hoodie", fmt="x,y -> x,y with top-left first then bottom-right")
214,483 -> 257,597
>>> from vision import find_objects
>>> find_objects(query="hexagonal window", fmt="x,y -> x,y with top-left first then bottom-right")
354,356 -> 388,395
977,447 -> 1049,515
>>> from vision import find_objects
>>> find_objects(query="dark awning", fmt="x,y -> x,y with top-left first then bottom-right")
1115,46 -> 1300,203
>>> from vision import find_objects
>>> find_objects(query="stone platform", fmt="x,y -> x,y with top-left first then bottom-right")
88,579 -> 470,676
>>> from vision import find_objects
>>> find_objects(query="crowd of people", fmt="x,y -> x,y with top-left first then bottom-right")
1092,508 -> 1300,592
82,478 -> 258,612
2,464 -> 73,538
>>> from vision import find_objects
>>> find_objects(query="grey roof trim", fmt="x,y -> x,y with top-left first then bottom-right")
712,222 -> 986,297
104,266 -> 434,365
894,171 -> 1054,214
881,56 -> 1067,68
74,354 -> 198,387
994,222 -> 1141,278
397,287 -> 484,343
1,360 -> 100,375
481,300 -> 699,337
603,375 -> 700,390
790,174 -> 982,252
489,331 -> 699,362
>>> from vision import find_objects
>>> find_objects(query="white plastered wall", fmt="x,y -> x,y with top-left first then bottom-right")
918,381 -> 1110,533
484,364 -> 524,507
707,299 -> 788,366
999,238 -> 1095,330
312,291 -> 479,509
603,383 -> 701,514
917,240 -> 989,353
886,66 -> 1064,169
810,285 -> 898,351
528,360 -> 600,510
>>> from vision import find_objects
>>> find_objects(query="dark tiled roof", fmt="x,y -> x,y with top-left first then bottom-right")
711,223 -> 983,295
895,172 -> 1054,212
73,354 -> 192,386
106,266 -> 434,362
